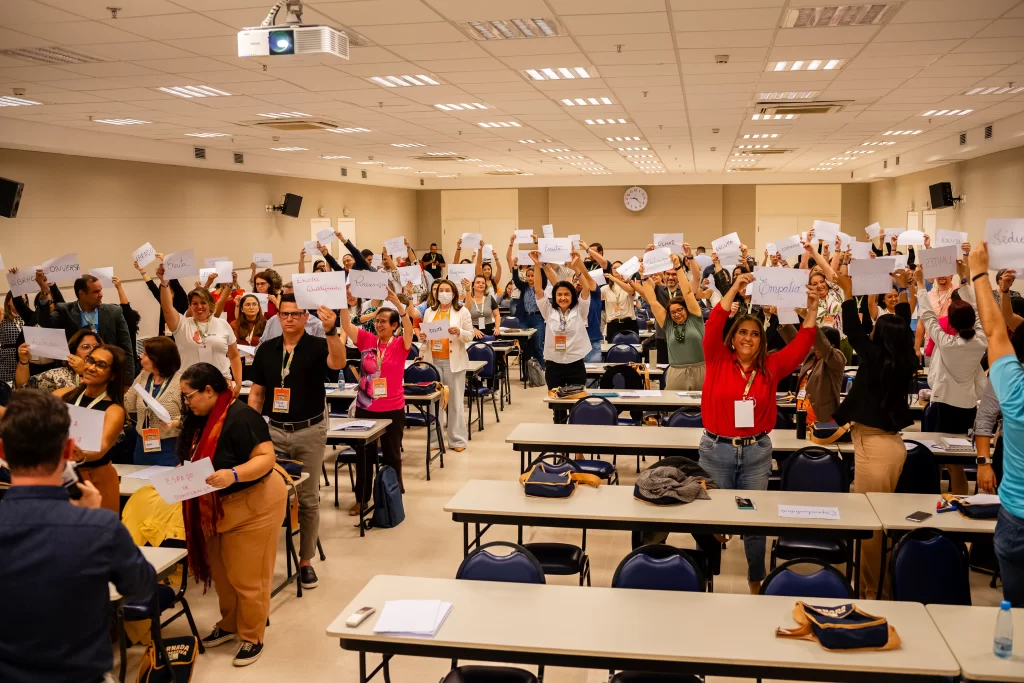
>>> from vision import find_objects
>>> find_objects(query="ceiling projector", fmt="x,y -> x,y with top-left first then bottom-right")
238,2 -> 348,60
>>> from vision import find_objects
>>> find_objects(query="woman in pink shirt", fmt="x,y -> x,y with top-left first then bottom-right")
338,288 -> 413,515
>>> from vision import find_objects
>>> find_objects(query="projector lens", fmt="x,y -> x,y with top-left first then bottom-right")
268,30 -> 295,55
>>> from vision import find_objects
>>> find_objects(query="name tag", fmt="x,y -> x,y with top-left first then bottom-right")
373,378 -> 387,398
244,355 -> 254,366
797,388 -> 807,401
432,339 -> 444,352
477,317 -> 486,329
734,400 -> 755,429
142,428 -> 162,453
822,315 -> 835,327
273,387 -> 291,413
554,334 -> 567,351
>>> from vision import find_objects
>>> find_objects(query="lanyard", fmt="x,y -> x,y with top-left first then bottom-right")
74,390 -> 107,409
143,376 -> 169,429
195,319 -> 210,345
558,308 -> 569,332
738,367 -> 757,401
281,345 -> 296,387
376,335 -> 394,366
81,309 -> 98,331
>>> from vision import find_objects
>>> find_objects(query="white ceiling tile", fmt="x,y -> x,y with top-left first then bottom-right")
773,26 -> 880,46
673,29 -> 774,48
671,8 -> 783,31
576,34 -> 676,52
0,64 -> 80,81
767,44 -> 865,60
13,20 -> 148,44
679,62 -> 762,75
561,13 -> 668,36
388,42 -> 489,61
315,1 -> 443,26
892,0 -> 1020,23
847,54 -> 941,69
413,57 -> 510,73
0,0 -> 85,24
953,37 -> 1024,53
860,39 -> 964,56
874,20 -> 992,42
356,22 -> 469,46
551,0 -> 668,14
159,36 -> 239,57
916,64 -> 1007,79
478,37 -> 581,57
976,17 -> 1024,37
100,14 -> 237,39
421,0 -> 552,22
678,47 -> 768,64
605,75 -> 681,88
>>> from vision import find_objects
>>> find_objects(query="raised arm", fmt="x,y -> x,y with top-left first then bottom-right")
572,252 -> 592,300
339,305 -> 361,343
637,275 -> 668,326
528,251 -> 546,301
156,264 -> 181,332
337,229 -> 372,271
970,242 -> 1014,363
997,269 -> 1023,331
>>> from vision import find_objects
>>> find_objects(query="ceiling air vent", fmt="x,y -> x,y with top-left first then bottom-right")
413,154 -> 470,162
883,159 -> 888,169
757,101 -> 849,116
246,119 -> 340,132
741,148 -> 792,155
781,4 -> 901,28
959,132 -> 967,145
459,18 -> 563,41
193,147 -> 206,160
985,124 -> 993,139
233,152 -> 244,164
486,170 -> 527,176
0,46 -> 107,65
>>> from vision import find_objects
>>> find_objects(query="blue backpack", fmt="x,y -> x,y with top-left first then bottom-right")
371,465 -> 405,528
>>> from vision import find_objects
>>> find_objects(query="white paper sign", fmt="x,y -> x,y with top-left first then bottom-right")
42,252 -> 81,284
6,268 -> 38,297
538,237 -> 571,264
919,246 -> 958,279
778,308 -> 800,324
850,257 -> 896,295
237,344 -> 256,358
198,267 -> 216,284
542,224 -> 554,238
88,267 -> 114,289
654,233 -> 684,254
253,292 -> 269,313
203,256 -> 229,269
164,249 -> 197,280
892,254 -> 908,271
514,230 -> 534,244
711,232 -> 741,261
214,261 -> 233,285
397,265 -> 421,286
446,263 -> 476,286
516,249 -> 534,266
347,270 -> 389,300
642,247 -> 673,275
303,240 -> 319,257
886,227 -> 906,241
616,256 -> 640,280
766,243 -> 778,256
150,458 -> 220,504
67,403 -> 105,452
133,242 -> 157,268
294,271 -> 347,309
588,269 -> 607,286
850,241 -> 873,260
253,252 -> 274,269
567,235 -> 580,250
985,219 -> 1024,270
694,254 -> 713,271
750,267 -> 809,308
812,220 -> 840,244
864,223 -> 881,240
461,232 -> 483,249
838,232 -> 853,251
371,254 -> 383,269
421,320 -> 449,341
132,382 -> 172,424
317,228 -> 337,246
897,229 -> 925,246
482,245 -> 494,262
936,230 -> 968,248
775,235 -> 804,262
23,326 -> 71,360
384,236 -> 407,257
778,505 -> 840,520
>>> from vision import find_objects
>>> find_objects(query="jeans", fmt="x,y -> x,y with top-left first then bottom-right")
698,433 -> 773,581
270,420 -> 328,561
995,507 -> 1024,606
522,311 -> 546,368
585,339 -> 603,363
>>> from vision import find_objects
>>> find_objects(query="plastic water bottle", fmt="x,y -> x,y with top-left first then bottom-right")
994,600 -> 1013,659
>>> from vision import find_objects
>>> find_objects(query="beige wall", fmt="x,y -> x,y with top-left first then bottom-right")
723,185 -> 756,251
417,190 -> 442,248
518,187 -> 550,230
755,184 -> 843,254
841,184 -> 870,235
439,189 -> 518,263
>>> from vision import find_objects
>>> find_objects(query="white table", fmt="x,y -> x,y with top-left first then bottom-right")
584,362 -> 665,378
928,604 -> 1024,681
835,432 -> 977,463
542,388 -> 797,414
328,575 -> 958,683
109,546 -> 186,601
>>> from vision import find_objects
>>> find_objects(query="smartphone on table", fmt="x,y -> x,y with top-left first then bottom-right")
906,510 -> 932,523
735,496 -> 756,510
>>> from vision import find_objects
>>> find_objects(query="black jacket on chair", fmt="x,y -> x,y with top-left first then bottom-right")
37,301 -> 135,386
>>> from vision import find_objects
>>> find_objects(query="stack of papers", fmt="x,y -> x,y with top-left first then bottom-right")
778,505 -> 841,520
676,391 -> 701,398
373,600 -> 452,638
332,420 -> 376,432
938,437 -> 973,451
961,494 -> 1001,505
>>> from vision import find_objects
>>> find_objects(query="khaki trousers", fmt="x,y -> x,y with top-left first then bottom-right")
207,473 -> 288,643
851,424 -> 906,599
80,462 -> 119,513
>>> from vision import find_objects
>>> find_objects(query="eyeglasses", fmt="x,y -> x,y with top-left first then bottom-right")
278,311 -> 305,320
84,357 -> 111,370
78,343 -> 97,352
182,389 -> 200,404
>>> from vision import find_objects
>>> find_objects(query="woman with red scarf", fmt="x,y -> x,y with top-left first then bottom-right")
177,362 -> 285,667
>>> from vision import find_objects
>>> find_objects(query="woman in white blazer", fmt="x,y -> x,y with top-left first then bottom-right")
422,279 -> 474,451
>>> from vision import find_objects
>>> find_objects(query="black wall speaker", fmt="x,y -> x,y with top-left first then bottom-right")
929,182 -> 955,209
0,177 -> 24,218
280,193 -> 302,217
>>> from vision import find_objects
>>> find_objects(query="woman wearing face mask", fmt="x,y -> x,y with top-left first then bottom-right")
159,265 -> 243,394
467,275 -> 501,338
603,264 -> 640,342
832,272 -> 918,598
700,272 -> 818,593
15,328 -> 100,391
55,344 -> 127,512
422,279 -> 473,450
124,336 -> 183,466
636,270 -> 705,390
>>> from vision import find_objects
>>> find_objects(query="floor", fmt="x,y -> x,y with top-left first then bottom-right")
122,382 -> 1004,683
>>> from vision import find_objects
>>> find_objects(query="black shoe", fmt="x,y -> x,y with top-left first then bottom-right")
300,565 -> 319,589
233,641 -> 263,667
202,626 -> 236,648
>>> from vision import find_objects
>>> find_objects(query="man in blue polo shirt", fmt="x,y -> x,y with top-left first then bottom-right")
970,242 -> 1024,606
0,390 -> 155,682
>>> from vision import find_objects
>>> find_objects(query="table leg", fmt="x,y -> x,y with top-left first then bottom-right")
463,522 -> 469,557
853,537 -> 862,598
876,533 -> 888,599
359,651 -> 368,683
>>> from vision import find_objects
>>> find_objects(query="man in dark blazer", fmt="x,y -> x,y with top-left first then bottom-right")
35,272 -> 135,387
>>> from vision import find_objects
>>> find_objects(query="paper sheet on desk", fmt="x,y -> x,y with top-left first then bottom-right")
962,494 -> 1001,505
778,505 -> 840,520
332,420 -> 376,431
121,465 -> 175,479
374,600 -> 452,637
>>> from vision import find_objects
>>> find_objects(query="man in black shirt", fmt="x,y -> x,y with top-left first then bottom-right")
247,295 -> 346,589
421,243 -> 446,279
0,389 -> 155,683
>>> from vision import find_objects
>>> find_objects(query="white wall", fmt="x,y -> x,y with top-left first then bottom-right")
440,189 -> 519,267
755,185 -> 842,255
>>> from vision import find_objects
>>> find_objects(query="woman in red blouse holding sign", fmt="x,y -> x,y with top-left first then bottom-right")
700,271 -> 819,593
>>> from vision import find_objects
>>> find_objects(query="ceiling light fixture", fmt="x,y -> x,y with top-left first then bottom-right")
782,4 -> 901,29
607,136 -> 641,142
831,156 -> 856,161
766,59 -> 846,72
522,67 -> 592,81
861,141 -> 896,146
327,127 -> 370,133
426,152 -> 459,156
961,85 -> 1024,96
625,154 -> 654,158
555,155 -> 586,160
882,130 -> 923,135
758,91 -> 819,100
157,85 -> 231,99
538,148 -> 570,153
518,139 -> 553,144
743,133 -> 779,139
737,144 -> 771,149
368,74 -> 441,88
185,132 -> 229,138
257,112 -> 310,119
478,121 -> 522,128
845,150 -> 876,154
391,143 -> 426,148
584,119 -> 627,125
357,161 -> 384,165
271,147 -> 307,151
388,166 -> 412,170
462,18 -> 561,40
95,118 -> 149,125
618,147 -> 649,151
920,109 -> 972,116
751,113 -> 797,120
0,96 -> 41,107
562,97 -> 613,106
321,155 -> 351,159
434,103 -> 488,111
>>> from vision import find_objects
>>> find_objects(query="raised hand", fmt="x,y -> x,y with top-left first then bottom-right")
968,241 -> 988,275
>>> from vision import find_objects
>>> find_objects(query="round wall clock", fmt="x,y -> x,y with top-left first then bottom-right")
624,186 -> 648,212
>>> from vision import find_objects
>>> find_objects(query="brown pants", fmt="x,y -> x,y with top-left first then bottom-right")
207,473 -> 288,643
851,424 -> 906,599
80,462 -> 119,513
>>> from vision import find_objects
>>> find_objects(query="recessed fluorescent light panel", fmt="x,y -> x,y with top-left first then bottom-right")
809,167 -> 831,171
758,91 -> 819,100
392,143 -> 426,148
518,139 -> 552,144
461,18 -> 561,40
556,156 -> 586,160
434,103 -> 488,111
831,156 -> 856,161
743,133 -> 778,139
782,4 -> 901,28
751,113 -> 797,120
960,85 -> 1024,96
478,121 -> 522,128
368,74 -> 441,88
357,161 -> 384,165
158,85 -> 231,98
327,127 -> 370,133
0,96 -> 41,107
271,147 -> 307,151
321,155 -> 351,159
538,148 -> 570,153
626,154 -> 654,158
920,109 -> 972,116
388,166 -> 412,170
562,97 -> 613,106
861,141 -> 896,146
617,147 -> 649,151
258,112 -> 309,119
882,130 -> 922,135
845,150 -> 875,154
766,59 -> 846,72
522,67 -> 593,81
585,119 -> 627,125
95,118 -> 149,125
426,152 -> 459,156
737,145 -> 771,149
607,136 -> 641,142
185,132 -> 229,138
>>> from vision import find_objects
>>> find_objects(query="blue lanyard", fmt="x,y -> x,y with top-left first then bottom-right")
81,309 -> 98,330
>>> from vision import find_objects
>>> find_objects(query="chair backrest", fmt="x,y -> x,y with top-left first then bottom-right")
781,447 -> 848,492
611,331 -> 640,345
502,316 -> 521,329
404,360 -> 441,383
598,364 -> 643,390
890,528 -> 971,605
567,396 -> 619,426
466,342 -> 496,378
612,544 -> 705,592
761,559 -> 853,599
527,453 -> 583,476
456,541 -> 546,584
406,343 -> 419,360
895,440 -> 941,494
665,408 -> 703,428
921,401 -> 939,432
606,343 -> 641,363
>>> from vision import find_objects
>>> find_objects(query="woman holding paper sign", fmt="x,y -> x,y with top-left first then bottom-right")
55,344 -> 127,512
124,336 -> 183,466
700,272 -> 818,594
603,265 -> 640,342
16,328 -> 99,392
636,271 -> 705,390
422,280 -> 473,450
467,275 -> 501,337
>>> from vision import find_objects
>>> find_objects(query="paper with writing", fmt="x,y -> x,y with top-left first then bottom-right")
642,247 -> 674,275
936,229 -> 968,248
421,320 -> 449,341
775,235 -> 803,262
253,252 -> 274,268
919,245 -> 958,279
133,383 -> 173,424
654,233 -> 684,254
446,263 -> 476,287
864,223 -> 881,240
151,459 -> 220,504
303,240 -> 319,257
766,243 -> 778,256
371,253 -> 383,269
42,252 -> 81,284
514,230 -> 534,244
588,269 -> 607,286
778,505 -> 840,520
886,227 -> 906,241
164,249 -> 198,280
482,245 -> 494,262
811,220 -> 840,244
133,242 -> 157,268
749,267 -> 809,308
897,229 -> 925,246
567,235 -> 581,250
460,232 -> 483,249
6,268 -> 38,297
198,268 -> 216,284
294,271 -> 347,309
88,267 -> 114,289
711,232 -> 741,261
67,403 -> 105,452
516,249 -> 534,266
203,256 -> 229,269
838,232 -> 853,251
985,218 -> 1024,269
253,292 -> 269,313
347,270 -> 389,300
542,224 -> 554,237
850,257 -> 896,295
316,228 -> 337,246
397,265 -> 422,286
384,236 -> 407,257
23,326 -> 71,360
214,261 -> 233,285
538,237 -> 572,264
849,241 -> 873,260
892,254 -> 908,271
616,256 -> 640,279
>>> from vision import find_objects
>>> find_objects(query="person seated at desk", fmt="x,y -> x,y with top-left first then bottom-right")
0,389 -> 155,683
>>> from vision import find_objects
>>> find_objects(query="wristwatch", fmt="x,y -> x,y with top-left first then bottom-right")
325,327 -> 338,336
976,456 -> 992,465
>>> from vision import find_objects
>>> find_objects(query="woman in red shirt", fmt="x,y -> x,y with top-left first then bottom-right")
700,271 -> 819,593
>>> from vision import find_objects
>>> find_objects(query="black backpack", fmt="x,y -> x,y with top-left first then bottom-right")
370,465 -> 405,529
